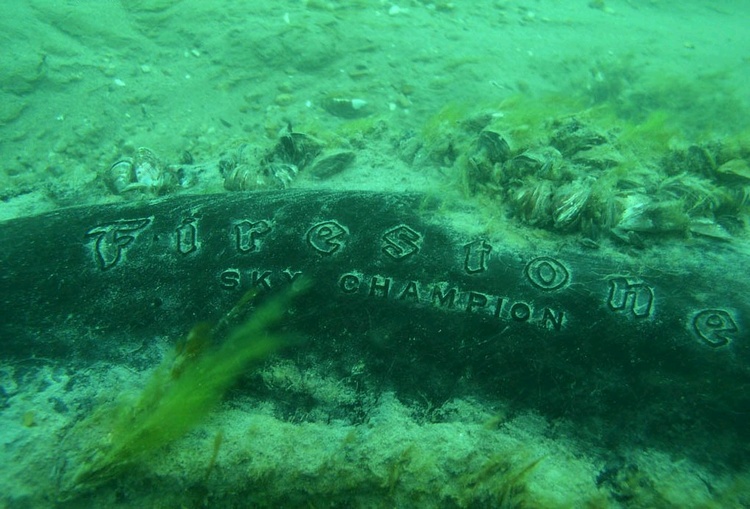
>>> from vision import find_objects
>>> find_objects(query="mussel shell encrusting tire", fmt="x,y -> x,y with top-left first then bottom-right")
308,150 -> 356,179
222,127 -> 327,191
106,147 -> 177,195
477,129 -> 511,165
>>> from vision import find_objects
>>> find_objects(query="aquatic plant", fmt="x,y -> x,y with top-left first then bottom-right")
419,70 -> 750,245
55,284 -> 304,498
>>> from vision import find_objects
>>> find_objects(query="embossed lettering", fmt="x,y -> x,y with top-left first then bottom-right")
234,220 -> 271,253
692,309 -> 738,348
86,218 -> 151,270
307,221 -> 347,255
607,277 -> 654,318
466,291 -> 488,313
339,273 -> 360,294
432,285 -> 458,308
337,272 -> 565,332
369,276 -> 391,298
382,225 -> 422,260
176,218 -> 198,255
525,257 -> 569,290
251,270 -> 272,290
493,297 -> 506,318
219,269 -> 241,289
542,307 -> 564,331
464,240 -> 492,274
398,281 -> 420,302
510,302 -> 531,321
282,269 -> 304,283
219,268 -> 304,291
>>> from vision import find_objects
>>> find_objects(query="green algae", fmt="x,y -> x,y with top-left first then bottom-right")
55,285 -> 304,499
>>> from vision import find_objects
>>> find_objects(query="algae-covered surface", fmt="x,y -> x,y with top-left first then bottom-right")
1,1 -> 750,507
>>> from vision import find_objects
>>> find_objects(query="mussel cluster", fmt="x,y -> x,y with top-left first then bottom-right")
105,126 -> 356,198
220,125 -> 355,191
106,147 -> 182,196
459,117 -> 748,244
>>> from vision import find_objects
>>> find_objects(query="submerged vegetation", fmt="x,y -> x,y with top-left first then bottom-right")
47,278 -> 567,507
416,62 -> 750,246
55,285 -> 304,498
